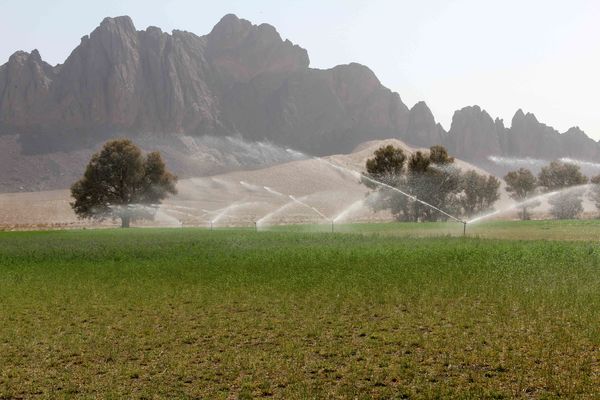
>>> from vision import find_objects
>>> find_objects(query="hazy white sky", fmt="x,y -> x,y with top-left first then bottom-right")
1,0 -> 599,138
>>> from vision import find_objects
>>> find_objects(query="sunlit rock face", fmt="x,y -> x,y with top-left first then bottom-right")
0,14 -> 412,156
445,106 -> 506,161
2,13 -> 600,175
445,107 -> 600,169
404,101 -> 444,148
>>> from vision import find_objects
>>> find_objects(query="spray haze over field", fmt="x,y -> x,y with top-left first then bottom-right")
0,138 -> 505,231
4,136 -> 600,233
3,5 -> 600,399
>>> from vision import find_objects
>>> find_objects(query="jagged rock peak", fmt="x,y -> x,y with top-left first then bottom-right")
409,101 -> 437,128
83,16 -> 139,57
405,101 -> 443,146
2,13 -> 599,171
6,49 -> 51,72
494,117 -> 505,129
564,126 -> 586,137
206,13 -> 309,83
8,50 -> 35,64
450,105 -> 483,115
513,108 -> 525,119
332,63 -> 380,83
410,101 -> 433,114
145,26 -> 163,35
210,13 -> 251,36
209,13 -> 292,50
98,16 -> 136,32
444,105 -> 504,161
450,105 -> 496,133
511,108 -> 540,126
29,49 -> 42,61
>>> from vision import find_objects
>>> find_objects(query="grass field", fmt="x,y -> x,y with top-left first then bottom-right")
1,224 -> 599,398
265,219 -> 600,241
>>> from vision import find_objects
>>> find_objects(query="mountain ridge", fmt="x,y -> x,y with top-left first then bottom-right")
1,14 -> 599,188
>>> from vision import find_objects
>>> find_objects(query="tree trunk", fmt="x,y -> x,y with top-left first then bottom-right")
121,216 -> 130,228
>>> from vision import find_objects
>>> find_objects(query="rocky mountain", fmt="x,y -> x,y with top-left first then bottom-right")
1,14 -> 600,191
445,106 -> 600,174
0,14 -> 410,156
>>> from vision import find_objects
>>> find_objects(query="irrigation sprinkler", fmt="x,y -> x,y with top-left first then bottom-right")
307,153 -> 470,237
254,221 -> 258,232
331,219 -> 334,233
210,221 -> 213,231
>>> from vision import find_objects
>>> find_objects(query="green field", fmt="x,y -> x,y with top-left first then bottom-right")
264,219 -> 600,241
1,223 -> 599,398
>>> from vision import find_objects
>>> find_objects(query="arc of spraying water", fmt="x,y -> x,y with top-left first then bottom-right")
284,147 -> 467,235
209,203 -> 241,225
239,181 -> 263,192
333,199 -> 365,223
306,152 -> 466,224
467,184 -> 592,224
255,199 -> 298,227
288,195 -> 329,221
263,186 -> 284,197
240,181 -> 328,229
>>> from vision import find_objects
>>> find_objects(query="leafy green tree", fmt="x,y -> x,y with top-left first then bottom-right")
363,145 -> 465,222
406,149 -> 461,221
364,145 -> 406,187
363,146 -> 460,221
537,161 -> 588,220
538,161 -> 588,190
429,145 -> 454,165
460,170 -> 500,217
504,168 -> 538,220
71,139 -> 178,228
363,145 -> 409,218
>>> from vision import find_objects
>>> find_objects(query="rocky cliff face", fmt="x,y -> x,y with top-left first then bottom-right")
445,107 -> 600,167
223,62 -> 412,154
0,15 -> 411,156
445,106 -> 506,160
1,14 -> 600,182
405,101 -> 444,147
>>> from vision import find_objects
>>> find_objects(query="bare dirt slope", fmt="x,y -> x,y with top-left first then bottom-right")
0,139 -> 503,230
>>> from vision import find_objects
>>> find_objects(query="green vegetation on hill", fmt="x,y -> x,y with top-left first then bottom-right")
1,227 -> 599,398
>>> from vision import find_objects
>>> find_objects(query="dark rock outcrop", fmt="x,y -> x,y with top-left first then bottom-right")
445,106 -> 506,161
445,107 -> 600,166
1,13 -> 600,182
0,14 -> 412,155
223,62 -> 411,154
405,101 -> 444,147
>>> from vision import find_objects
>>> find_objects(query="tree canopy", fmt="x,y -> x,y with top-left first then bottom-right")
363,145 -> 498,222
460,171 -> 500,218
364,145 -> 406,188
71,139 -> 177,227
504,168 -> 538,220
538,161 -> 588,191
537,161 -> 588,220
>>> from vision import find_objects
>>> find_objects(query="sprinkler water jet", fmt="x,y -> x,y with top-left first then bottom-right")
287,148 -> 469,234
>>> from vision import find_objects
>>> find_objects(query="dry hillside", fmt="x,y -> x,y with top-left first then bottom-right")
0,139 -> 530,230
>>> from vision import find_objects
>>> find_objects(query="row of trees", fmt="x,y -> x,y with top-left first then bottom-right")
71,140 -> 597,227
504,162 -> 591,220
364,144 -> 596,221
364,145 -> 500,221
